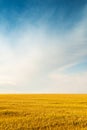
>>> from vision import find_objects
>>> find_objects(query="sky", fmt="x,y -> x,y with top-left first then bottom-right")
0,0 -> 87,93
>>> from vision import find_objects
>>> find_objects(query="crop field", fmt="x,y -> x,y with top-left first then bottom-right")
0,94 -> 87,130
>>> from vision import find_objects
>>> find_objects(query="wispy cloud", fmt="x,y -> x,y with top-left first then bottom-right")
0,3 -> 87,93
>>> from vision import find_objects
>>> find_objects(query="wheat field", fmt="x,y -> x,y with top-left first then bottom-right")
0,94 -> 87,130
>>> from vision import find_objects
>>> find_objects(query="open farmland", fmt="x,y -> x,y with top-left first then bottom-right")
0,94 -> 87,130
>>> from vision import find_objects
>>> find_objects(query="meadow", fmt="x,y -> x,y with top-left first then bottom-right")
0,94 -> 87,130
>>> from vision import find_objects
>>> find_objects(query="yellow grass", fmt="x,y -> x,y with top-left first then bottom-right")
0,94 -> 87,130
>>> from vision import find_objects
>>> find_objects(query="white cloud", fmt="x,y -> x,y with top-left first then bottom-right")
0,9 -> 87,93
48,72 -> 87,93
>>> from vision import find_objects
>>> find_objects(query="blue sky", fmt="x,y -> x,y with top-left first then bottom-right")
0,0 -> 86,31
0,0 -> 87,93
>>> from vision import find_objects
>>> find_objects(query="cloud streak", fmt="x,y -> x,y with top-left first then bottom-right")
0,4 -> 87,93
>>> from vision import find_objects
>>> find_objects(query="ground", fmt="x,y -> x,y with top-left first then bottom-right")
0,94 -> 87,130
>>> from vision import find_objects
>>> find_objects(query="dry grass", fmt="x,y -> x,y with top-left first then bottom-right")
0,94 -> 87,130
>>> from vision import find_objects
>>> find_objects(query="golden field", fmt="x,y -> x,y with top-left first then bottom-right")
0,94 -> 87,130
